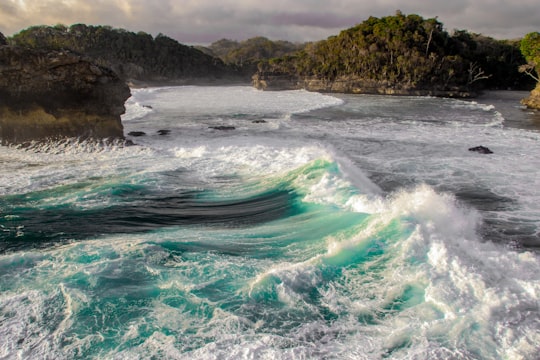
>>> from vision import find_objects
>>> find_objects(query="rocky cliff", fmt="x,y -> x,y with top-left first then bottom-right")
252,73 -> 473,98
0,35 -> 131,144
521,84 -> 540,109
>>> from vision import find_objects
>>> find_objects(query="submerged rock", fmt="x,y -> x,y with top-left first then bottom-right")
209,126 -> 236,131
128,131 -> 147,137
157,129 -> 170,135
469,145 -> 493,154
0,34 -> 131,145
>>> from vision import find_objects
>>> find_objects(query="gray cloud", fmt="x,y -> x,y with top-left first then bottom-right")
0,0 -> 538,44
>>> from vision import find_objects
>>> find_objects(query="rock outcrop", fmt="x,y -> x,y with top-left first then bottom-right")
469,145 -> 493,154
521,84 -> 540,110
252,73 -> 473,98
0,35 -> 131,145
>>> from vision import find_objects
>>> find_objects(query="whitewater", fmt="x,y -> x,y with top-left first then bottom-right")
0,86 -> 539,359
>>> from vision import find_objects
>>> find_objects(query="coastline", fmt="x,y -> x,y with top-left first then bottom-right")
252,74 -> 475,98
477,90 -> 540,130
126,77 -> 251,89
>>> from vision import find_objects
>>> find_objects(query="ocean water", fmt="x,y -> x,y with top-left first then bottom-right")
1,86 -> 539,359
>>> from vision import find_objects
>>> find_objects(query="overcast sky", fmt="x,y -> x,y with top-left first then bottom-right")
1,0 -> 539,45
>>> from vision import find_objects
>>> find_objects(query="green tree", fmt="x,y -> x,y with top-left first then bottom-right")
9,24 -> 239,81
519,32 -> 540,82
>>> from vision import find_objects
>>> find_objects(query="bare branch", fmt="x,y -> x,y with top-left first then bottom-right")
467,62 -> 491,85
518,63 -> 540,82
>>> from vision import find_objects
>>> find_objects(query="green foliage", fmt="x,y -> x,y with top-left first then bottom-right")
10,24 -> 237,81
206,37 -> 304,74
257,12 -> 532,91
521,32 -> 540,62
520,32 -> 540,82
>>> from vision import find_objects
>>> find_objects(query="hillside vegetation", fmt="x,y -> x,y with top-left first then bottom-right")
9,24 -> 241,83
519,32 -> 540,108
254,12 -> 532,94
199,37 -> 304,75
6,14 -> 536,97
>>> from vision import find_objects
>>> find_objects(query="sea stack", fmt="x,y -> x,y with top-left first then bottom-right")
0,32 -> 131,145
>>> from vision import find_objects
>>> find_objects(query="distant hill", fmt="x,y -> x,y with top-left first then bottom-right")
9,24 -> 243,84
198,37 -> 305,75
253,12 -> 533,95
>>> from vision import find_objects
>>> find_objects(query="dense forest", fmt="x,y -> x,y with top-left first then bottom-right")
198,37 -> 304,75
5,13 -> 538,96
255,12 -> 534,93
8,24 -> 241,83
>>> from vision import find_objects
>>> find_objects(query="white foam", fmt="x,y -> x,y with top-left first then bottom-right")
2,86 -> 540,359
124,86 -> 343,122
122,98 -> 154,121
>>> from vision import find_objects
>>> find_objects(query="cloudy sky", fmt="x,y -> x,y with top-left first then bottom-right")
1,0 -> 539,44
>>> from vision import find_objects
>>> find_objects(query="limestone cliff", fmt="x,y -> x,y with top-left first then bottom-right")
521,84 -> 540,110
0,36 -> 131,144
252,73 -> 472,98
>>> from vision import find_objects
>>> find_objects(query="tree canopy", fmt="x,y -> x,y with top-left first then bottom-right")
257,12 -> 532,91
519,32 -> 540,82
198,37 -> 304,75
9,24 -> 238,81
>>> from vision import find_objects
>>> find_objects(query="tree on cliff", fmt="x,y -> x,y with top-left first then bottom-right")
519,32 -> 540,109
519,32 -> 540,82
9,24 -> 240,82
255,12 -> 530,93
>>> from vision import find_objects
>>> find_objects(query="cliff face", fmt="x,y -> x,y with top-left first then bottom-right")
0,37 -> 131,144
252,73 -> 473,98
521,84 -> 540,110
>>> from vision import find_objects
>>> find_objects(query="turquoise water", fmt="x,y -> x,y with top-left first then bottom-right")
1,87 -> 539,359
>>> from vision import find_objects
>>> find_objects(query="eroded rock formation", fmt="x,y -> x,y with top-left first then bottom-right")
0,34 -> 131,144
521,84 -> 540,110
252,73 -> 473,97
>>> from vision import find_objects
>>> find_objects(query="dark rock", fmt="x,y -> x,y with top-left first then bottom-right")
252,73 -> 473,98
0,43 -> 131,144
128,131 -> 146,137
143,105 -> 153,109
0,32 -> 7,46
157,129 -> 170,135
209,126 -> 235,131
252,120 -> 267,123
469,145 -> 493,154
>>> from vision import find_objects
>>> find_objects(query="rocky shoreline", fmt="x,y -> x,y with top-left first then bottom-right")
521,84 -> 540,109
0,32 -> 131,145
252,73 -> 474,98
